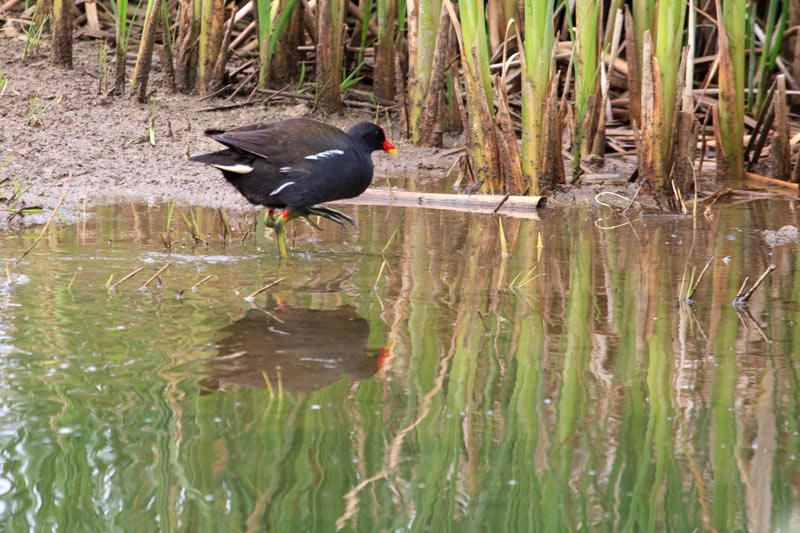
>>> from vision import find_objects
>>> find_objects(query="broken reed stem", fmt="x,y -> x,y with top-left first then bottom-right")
622,184 -> 642,213
734,276 -> 750,301
140,262 -> 172,289
374,259 -> 387,288
190,274 -> 214,291
261,369 -> 275,397
110,267 -> 144,290
686,256 -> 713,300
15,177 -> 71,266
492,193 -> 511,214
245,277 -> 285,299
735,264 -> 776,306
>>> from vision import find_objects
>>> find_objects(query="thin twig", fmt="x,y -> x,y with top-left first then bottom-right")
686,256 -> 713,301
140,262 -> 172,290
734,264 -> 776,307
15,177 -> 71,266
190,274 -> 214,291
622,184 -> 642,213
245,277 -> 285,300
734,277 -> 750,301
109,267 -> 143,291
492,193 -> 511,214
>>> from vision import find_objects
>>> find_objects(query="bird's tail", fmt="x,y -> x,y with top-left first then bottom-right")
188,149 -> 254,174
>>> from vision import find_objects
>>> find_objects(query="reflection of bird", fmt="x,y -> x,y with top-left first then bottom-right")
189,118 -> 398,257
199,305 -> 378,393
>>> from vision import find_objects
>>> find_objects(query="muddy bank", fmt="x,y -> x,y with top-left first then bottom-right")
0,36 -> 455,215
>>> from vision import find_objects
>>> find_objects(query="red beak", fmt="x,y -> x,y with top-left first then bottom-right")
383,139 -> 398,155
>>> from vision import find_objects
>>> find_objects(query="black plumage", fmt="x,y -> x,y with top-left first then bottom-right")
190,118 -> 397,256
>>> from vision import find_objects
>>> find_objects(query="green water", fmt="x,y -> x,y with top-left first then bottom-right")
1,200 -> 799,531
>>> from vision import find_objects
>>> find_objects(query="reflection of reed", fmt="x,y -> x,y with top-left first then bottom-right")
200,305 -> 378,393
8,198 -> 800,530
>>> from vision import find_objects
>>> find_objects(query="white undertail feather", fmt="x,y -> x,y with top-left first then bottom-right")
270,181 -> 296,195
211,163 -> 253,174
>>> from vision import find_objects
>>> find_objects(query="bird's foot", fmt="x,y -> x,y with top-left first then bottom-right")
301,205 -> 357,229
264,209 -> 276,229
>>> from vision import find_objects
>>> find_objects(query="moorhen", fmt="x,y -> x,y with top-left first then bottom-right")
189,118 -> 398,257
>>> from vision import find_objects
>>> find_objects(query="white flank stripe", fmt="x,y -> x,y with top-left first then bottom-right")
305,149 -> 344,161
279,166 -> 293,173
211,163 -> 253,174
270,181 -> 296,195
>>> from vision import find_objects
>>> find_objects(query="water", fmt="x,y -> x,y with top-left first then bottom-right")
1,199 -> 799,531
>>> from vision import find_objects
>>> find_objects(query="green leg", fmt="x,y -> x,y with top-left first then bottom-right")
265,209 -> 276,228
273,209 -> 289,258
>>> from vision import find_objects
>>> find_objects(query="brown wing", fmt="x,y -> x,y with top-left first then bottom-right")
205,118 -> 351,166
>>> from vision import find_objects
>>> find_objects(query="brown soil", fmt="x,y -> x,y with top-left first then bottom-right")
0,34 -> 454,215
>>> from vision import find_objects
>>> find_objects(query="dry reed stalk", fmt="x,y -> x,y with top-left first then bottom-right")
670,49 -> 700,194
51,0 -> 74,67
793,145 -> 800,184
748,105 -> 776,167
415,1 -> 451,146
743,79 -> 776,163
733,264 -> 776,307
245,277 -> 286,300
373,0 -> 397,100
540,70 -> 566,189
109,267 -> 143,291
330,188 -> 546,215
592,8 -> 624,157
199,0 -> 226,93
131,0 -> 163,102
492,74 -> 524,194
633,32 -> 668,197
770,75 -> 791,181
316,0 -> 345,111
0,0 -> 23,14
686,256 -> 713,301
207,3 -> 235,95
140,262 -> 172,289
744,171 -> 800,190
190,274 -> 214,291
624,7 -> 641,126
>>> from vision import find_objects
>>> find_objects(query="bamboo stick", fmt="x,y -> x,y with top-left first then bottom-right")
245,278 -> 286,300
744,171 -> 800,191
330,188 -> 545,217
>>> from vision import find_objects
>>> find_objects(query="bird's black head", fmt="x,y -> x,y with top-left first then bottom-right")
347,122 -> 398,155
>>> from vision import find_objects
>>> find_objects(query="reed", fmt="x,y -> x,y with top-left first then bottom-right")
572,0 -> 600,164
406,0 -> 447,145
372,0 -> 396,100
131,0 -> 161,101
256,0 -> 299,88
519,0 -> 555,194
447,0 -> 501,190
109,0 -> 136,92
316,0 -> 345,110
717,0 -> 745,178
51,0 -> 74,67
5,0 -> 790,208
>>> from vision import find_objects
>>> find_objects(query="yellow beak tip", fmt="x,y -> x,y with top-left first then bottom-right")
388,148 -> 398,156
